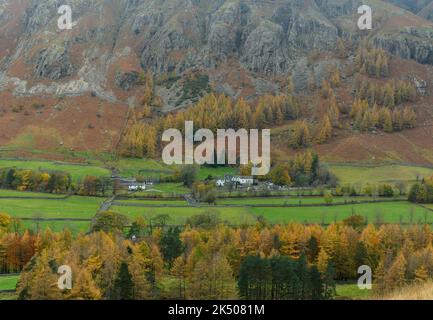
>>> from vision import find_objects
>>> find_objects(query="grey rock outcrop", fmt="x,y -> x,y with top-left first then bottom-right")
115,71 -> 139,91
34,45 -> 74,80
0,0 -> 433,107
372,27 -> 433,65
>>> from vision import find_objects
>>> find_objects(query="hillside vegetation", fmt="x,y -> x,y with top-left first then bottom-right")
380,281 -> 433,300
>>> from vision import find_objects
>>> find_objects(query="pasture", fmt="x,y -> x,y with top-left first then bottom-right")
20,220 -> 91,234
329,164 -> 433,186
112,200 -> 430,225
336,283 -> 371,300
0,275 -> 18,291
0,189 -> 430,233
0,159 -> 110,182
215,196 -> 380,206
0,189 -> 66,198
0,196 -> 102,219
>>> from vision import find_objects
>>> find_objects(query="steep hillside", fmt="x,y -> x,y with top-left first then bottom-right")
0,0 -> 433,163
384,0 -> 432,14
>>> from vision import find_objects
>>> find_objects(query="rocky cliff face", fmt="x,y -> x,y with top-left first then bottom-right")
0,0 -> 433,108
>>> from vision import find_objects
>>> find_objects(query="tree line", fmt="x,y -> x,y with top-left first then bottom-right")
0,168 -> 113,196
409,175 -> 433,204
2,209 -> 433,299
0,168 -> 71,194
122,92 -> 300,158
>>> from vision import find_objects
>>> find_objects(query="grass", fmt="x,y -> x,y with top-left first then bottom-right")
0,196 -> 102,219
216,196 -> 377,206
250,202 -> 431,224
0,189 -> 429,233
0,189 -> 65,198
379,281 -> 433,300
329,164 -> 433,186
336,283 -> 371,300
111,205 -> 256,225
146,183 -> 190,194
115,158 -> 173,178
115,199 -> 188,205
197,166 -> 238,180
114,158 -> 236,181
20,220 -> 91,234
0,159 -> 110,182
0,292 -> 16,300
112,201 -> 430,225
0,275 -> 18,291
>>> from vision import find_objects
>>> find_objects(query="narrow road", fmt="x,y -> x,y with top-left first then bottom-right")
99,195 -> 115,212
184,194 -> 198,206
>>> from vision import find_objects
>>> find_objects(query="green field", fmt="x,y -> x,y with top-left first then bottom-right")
112,201 -> 430,225
115,158 -> 236,181
21,220 -> 91,234
329,164 -> 433,185
0,159 -> 110,182
115,199 -> 188,206
115,158 -> 174,178
250,202 -> 431,224
197,166 -> 238,180
112,205 -> 256,225
0,189 -> 66,198
216,196 -> 379,206
0,187 -> 430,232
336,283 -> 371,300
145,183 -> 190,194
0,275 -> 18,291
0,196 -> 102,219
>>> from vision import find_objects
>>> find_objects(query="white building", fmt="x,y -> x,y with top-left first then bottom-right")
216,175 -> 254,187
128,183 -> 146,191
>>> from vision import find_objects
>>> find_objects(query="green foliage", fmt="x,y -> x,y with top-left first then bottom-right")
0,167 -> 71,194
185,211 -> 221,229
192,181 -> 217,204
176,165 -> 198,188
238,255 -> 335,300
177,73 -> 211,106
268,151 -> 336,187
343,214 -> 366,231
355,42 -> 389,78
91,211 -> 129,234
408,177 -> 433,203
160,227 -> 184,269
112,262 -> 134,300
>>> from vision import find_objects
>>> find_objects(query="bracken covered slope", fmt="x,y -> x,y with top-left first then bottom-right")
0,0 -> 433,161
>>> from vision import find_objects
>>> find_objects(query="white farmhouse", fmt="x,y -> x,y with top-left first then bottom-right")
216,175 -> 255,188
128,183 -> 146,191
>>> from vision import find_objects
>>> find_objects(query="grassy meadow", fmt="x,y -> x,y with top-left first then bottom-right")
336,283 -> 372,300
329,164 -> 433,185
112,200 -> 430,225
0,159 -> 110,182
0,196 -> 102,219
0,275 -> 18,291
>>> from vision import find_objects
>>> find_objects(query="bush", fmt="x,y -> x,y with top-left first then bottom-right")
378,184 -> 394,197
91,211 -> 129,234
185,211 -> 221,229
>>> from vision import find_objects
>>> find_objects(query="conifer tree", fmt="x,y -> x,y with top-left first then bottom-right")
112,262 -> 134,300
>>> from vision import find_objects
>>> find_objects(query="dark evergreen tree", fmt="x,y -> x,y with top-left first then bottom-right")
296,254 -> 311,300
310,266 -> 324,300
323,263 -> 336,299
355,242 -> 368,267
307,236 -> 319,263
159,227 -> 184,268
238,256 -> 272,300
5,168 -> 15,188
112,262 -> 134,300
